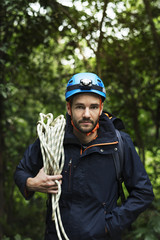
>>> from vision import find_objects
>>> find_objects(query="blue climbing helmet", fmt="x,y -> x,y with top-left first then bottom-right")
65,72 -> 106,102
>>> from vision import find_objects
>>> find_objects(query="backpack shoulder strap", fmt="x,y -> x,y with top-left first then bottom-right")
115,129 -> 124,169
113,129 -> 126,204
103,112 -> 126,203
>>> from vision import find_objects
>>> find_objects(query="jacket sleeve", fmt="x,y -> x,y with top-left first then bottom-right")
14,138 -> 43,200
105,132 -> 154,239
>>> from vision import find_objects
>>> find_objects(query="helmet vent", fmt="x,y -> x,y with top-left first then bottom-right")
69,80 -> 73,83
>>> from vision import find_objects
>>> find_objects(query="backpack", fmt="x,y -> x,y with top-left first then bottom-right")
114,129 -> 126,204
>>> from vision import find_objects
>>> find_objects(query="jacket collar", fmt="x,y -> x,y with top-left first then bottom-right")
64,112 -> 124,145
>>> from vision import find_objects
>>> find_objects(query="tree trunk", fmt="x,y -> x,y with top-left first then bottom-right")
131,100 -> 145,165
0,4 -> 6,235
0,95 -> 5,239
96,0 -> 108,77
155,100 -> 160,140
143,0 -> 160,141
143,0 -> 160,50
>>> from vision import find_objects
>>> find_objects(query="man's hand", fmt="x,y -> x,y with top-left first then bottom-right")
26,168 -> 62,194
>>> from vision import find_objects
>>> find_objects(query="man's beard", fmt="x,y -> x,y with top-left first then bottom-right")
72,117 -> 99,133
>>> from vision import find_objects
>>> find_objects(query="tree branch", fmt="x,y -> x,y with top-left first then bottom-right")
143,0 -> 160,50
96,0 -> 109,76
58,3 -> 96,54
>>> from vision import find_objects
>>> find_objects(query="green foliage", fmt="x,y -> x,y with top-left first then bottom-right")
1,0 -> 160,239
123,200 -> 160,240
2,234 -> 32,240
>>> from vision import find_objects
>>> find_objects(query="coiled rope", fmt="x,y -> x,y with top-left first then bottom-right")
37,113 -> 69,240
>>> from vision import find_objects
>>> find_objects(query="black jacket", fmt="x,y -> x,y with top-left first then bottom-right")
14,112 -> 154,240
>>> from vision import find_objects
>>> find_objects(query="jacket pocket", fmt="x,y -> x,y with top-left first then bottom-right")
89,206 -> 107,239
103,195 -> 117,215
62,158 -> 73,192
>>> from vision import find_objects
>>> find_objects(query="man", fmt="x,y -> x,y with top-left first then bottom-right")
14,72 -> 154,240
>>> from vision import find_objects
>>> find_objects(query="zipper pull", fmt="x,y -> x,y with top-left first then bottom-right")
68,159 -> 72,173
68,159 -> 72,166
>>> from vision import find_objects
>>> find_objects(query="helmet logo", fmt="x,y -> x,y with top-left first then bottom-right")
80,78 -> 92,88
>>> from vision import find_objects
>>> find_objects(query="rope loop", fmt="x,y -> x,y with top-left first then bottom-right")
37,113 -> 69,240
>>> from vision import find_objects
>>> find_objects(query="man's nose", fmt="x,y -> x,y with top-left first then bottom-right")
83,107 -> 90,118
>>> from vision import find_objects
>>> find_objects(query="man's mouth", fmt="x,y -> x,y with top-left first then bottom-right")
79,120 -> 93,125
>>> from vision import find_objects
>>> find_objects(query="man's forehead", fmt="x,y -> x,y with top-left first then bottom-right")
73,92 -> 101,103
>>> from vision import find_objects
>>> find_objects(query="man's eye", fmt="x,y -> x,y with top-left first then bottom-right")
76,106 -> 84,109
90,106 -> 98,109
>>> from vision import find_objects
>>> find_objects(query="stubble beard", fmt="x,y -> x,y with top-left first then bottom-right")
72,117 -> 98,134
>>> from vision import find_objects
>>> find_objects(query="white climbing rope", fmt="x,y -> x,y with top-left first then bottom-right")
37,113 -> 69,240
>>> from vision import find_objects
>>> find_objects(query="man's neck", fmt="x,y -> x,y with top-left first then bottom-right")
73,129 -> 97,144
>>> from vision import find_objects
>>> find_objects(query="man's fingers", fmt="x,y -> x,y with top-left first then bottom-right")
48,174 -> 63,181
46,183 -> 60,194
44,178 -> 62,190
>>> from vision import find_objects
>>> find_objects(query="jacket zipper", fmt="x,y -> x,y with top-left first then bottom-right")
68,159 -> 72,191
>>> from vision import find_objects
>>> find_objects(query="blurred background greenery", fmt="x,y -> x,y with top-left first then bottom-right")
0,0 -> 160,239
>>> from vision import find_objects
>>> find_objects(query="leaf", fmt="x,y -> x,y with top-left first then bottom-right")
14,234 -> 21,240
144,233 -> 158,240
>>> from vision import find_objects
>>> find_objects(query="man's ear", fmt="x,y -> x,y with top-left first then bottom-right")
66,102 -> 71,116
100,103 -> 103,115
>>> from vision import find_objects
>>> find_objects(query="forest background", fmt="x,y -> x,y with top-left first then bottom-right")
0,0 -> 160,239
